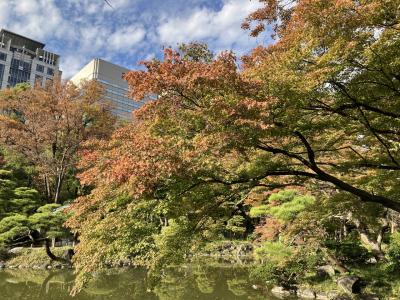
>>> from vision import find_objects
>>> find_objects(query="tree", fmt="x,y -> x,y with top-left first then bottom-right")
67,0 -> 400,291
0,80 -> 115,203
0,154 -> 40,219
0,204 -> 68,247
240,0 -> 400,210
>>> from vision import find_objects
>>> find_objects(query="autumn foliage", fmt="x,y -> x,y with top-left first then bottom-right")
66,0 -> 400,292
0,80 -> 115,204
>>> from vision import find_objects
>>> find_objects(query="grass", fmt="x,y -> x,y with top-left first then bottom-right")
301,263 -> 400,298
6,246 -> 70,268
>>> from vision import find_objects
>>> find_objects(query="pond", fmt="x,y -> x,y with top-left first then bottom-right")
0,265 -> 284,299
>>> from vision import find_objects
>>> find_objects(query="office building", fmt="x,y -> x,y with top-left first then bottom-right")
0,29 -> 62,89
70,58 -> 146,120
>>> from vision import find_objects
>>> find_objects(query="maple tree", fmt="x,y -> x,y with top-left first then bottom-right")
239,0 -> 400,211
66,0 -> 400,293
0,80 -> 115,204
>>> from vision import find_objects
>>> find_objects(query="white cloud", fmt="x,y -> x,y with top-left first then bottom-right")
0,0 -> 264,79
3,0 -> 65,40
108,25 -> 146,50
60,55 -> 86,79
0,1 -> 12,25
158,0 -> 262,51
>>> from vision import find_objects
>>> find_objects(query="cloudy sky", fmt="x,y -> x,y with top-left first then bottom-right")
0,0 -> 268,78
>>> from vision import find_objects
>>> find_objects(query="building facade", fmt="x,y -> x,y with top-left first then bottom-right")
0,29 -> 62,89
70,58 -> 145,120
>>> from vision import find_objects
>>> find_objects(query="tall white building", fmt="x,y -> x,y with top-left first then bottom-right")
0,29 -> 62,89
70,58 -> 145,120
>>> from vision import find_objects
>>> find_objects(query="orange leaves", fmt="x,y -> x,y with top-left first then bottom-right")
124,47 -> 240,105
77,122 -> 184,200
254,218 -> 283,241
0,80 -> 115,203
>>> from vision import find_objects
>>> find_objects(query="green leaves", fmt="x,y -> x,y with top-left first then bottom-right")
0,214 -> 30,244
250,190 -> 315,221
226,215 -> 246,236
0,163 -> 41,219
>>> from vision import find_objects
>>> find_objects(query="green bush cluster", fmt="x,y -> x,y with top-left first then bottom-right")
388,232 -> 400,267
251,241 -> 321,288
326,239 -> 372,264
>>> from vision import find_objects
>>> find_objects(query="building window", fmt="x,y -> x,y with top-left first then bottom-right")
47,68 -> 54,76
0,64 -> 4,87
8,58 -> 31,87
35,75 -> 43,86
36,64 -> 44,73
0,53 -> 6,61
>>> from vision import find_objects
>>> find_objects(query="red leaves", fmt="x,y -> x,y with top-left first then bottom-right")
124,47 -> 239,104
0,80 -> 115,202
77,122 -> 184,200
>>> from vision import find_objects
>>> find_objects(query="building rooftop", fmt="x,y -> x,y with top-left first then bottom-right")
0,29 -> 45,52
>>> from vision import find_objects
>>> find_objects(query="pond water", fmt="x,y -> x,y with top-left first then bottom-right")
0,265 -> 283,300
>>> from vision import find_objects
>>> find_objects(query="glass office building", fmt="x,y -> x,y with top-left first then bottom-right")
70,58 -> 147,120
0,29 -> 62,89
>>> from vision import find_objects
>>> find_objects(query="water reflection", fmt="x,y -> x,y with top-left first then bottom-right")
0,265 -> 279,299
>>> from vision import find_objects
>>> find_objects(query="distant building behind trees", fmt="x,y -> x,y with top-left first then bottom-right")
70,58 -> 148,120
0,29 -> 62,89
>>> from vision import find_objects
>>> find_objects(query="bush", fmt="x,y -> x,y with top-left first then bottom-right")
326,239 -> 372,264
251,258 -> 314,288
0,247 -> 11,261
251,242 -> 321,287
254,241 -> 293,264
388,232 -> 400,267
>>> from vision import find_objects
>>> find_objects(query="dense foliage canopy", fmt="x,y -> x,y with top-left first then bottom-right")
0,0 -> 399,297
0,81 -> 115,204
66,0 -> 400,292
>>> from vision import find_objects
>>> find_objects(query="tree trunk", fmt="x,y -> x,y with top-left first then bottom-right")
54,173 -> 62,204
323,250 -> 349,274
352,218 -> 387,261
44,238 -> 70,264
44,175 -> 52,202
54,169 -> 66,204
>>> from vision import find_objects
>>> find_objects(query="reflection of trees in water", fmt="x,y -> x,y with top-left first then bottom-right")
40,270 -> 75,296
0,270 -> 75,300
153,274 -> 187,300
0,264 -> 268,300
151,264 -> 261,299
227,279 -> 248,296
195,272 -> 215,294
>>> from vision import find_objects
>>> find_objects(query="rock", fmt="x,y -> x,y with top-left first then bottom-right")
271,286 -> 292,297
40,263 -> 50,270
359,294 -> 380,300
8,247 -> 24,254
0,262 -> 6,269
46,265 -> 52,269
317,265 -> 336,278
332,295 -> 351,300
327,291 -> 339,299
315,292 -> 330,300
367,257 -> 377,264
337,275 -> 362,294
237,244 -> 253,256
298,288 -> 316,299
315,291 -> 340,300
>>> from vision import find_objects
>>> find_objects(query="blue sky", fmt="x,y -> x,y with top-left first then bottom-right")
0,0 -> 268,78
